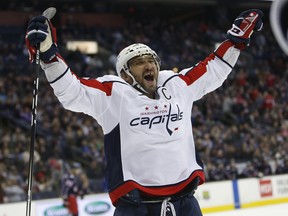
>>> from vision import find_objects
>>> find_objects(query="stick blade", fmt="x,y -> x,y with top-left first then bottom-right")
42,7 -> 56,20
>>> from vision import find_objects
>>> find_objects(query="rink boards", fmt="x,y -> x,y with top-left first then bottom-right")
196,174 -> 288,213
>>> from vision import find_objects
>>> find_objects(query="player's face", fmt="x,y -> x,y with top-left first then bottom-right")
129,55 -> 159,94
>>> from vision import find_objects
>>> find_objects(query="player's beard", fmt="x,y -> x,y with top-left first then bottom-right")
142,77 -> 157,94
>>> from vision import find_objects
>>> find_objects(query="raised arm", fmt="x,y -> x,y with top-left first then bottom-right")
25,15 -> 119,124
179,9 -> 263,101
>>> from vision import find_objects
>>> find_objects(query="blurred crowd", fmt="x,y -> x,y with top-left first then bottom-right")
0,6 -> 288,203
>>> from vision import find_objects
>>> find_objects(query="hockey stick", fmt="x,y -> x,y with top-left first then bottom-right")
62,161 -> 72,176
25,7 -> 57,216
270,0 -> 288,56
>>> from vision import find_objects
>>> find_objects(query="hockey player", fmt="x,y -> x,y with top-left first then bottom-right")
61,164 -> 88,216
61,172 -> 80,216
25,9 -> 263,216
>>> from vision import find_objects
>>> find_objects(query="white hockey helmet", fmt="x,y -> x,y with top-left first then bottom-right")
116,43 -> 161,77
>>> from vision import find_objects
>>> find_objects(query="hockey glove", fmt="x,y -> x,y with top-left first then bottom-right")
227,9 -> 263,50
25,15 -> 58,63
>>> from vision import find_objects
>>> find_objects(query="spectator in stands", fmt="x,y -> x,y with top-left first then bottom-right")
0,163 -> 6,203
0,184 -> 4,203
1,179 -> 25,203
224,159 -> 239,180
275,159 -> 288,175
208,162 -> 227,181
240,162 -> 258,178
86,160 -> 105,192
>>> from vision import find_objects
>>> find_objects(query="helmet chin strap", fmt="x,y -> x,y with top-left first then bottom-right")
125,70 -> 149,94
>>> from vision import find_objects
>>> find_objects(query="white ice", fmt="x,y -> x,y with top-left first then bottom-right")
204,203 -> 288,216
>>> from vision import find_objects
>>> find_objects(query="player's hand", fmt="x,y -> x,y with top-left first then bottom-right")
227,9 -> 263,50
25,15 -> 58,63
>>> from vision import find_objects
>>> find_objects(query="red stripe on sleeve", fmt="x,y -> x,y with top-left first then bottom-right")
79,78 -> 113,96
179,54 -> 215,86
214,40 -> 234,58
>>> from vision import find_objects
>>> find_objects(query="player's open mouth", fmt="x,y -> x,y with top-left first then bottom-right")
144,74 -> 154,81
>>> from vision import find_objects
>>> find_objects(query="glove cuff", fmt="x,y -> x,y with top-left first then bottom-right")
40,44 -> 58,62
226,34 -> 250,50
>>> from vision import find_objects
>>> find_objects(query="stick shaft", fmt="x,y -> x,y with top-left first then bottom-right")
25,7 -> 56,215
25,47 -> 40,216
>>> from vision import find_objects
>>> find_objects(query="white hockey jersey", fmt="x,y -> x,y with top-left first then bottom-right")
42,40 -> 240,205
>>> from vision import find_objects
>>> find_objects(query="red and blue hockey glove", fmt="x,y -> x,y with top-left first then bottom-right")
25,15 -> 58,63
227,9 -> 263,50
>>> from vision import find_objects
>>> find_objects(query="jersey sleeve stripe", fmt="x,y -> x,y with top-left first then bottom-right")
48,66 -> 69,84
79,78 -> 113,96
214,40 -> 234,58
213,40 -> 238,68
179,54 -> 214,86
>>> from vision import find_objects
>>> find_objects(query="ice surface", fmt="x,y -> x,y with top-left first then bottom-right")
204,203 -> 288,216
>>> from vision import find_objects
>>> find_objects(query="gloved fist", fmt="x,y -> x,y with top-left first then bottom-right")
227,9 -> 263,50
25,15 -> 58,63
